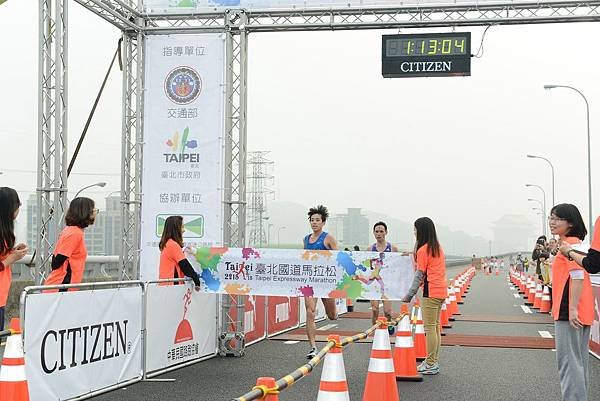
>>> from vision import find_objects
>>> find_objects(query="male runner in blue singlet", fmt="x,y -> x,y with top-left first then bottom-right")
303,205 -> 338,359
367,222 -> 398,334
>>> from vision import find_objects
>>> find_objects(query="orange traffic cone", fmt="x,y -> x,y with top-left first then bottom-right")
495,267 -> 499,276
539,286 -> 551,313
454,282 -> 464,304
526,279 -> 536,305
0,318 -> 29,401
440,301 -> 451,329
317,335 -> 350,401
254,377 -> 279,401
413,306 -> 427,361
362,317 -> 399,401
393,308 -> 423,382
533,283 -> 543,309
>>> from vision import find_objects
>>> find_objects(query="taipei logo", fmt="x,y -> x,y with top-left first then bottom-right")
164,66 -> 202,105
164,127 -> 200,163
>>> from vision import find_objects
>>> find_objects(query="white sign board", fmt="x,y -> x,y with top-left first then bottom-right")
143,0 -> 574,14
140,33 -> 225,281
145,284 -> 218,372
23,287 -> 143,401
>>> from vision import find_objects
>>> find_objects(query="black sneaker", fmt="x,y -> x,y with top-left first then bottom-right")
306,346 -> 317,359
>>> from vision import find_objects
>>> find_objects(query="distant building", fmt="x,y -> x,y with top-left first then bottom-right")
27,194 -> 123,256
340,208 -> 369,249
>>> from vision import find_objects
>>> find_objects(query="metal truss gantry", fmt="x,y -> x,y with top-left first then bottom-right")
39,0 -> 600,349
36,0 -> 69,284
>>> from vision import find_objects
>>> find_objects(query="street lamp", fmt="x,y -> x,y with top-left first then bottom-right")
277,226 -> 287,248
526,154 -> 555,207
526,184 -> 546,224
74,182 -> 106,198
531,207 -> 545,235
544,84 -> 593,235
528,198 -> 546,236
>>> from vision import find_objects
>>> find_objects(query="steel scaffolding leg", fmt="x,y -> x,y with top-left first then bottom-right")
36,0 -> 69,284
119,31 -> 144,280
219,10 -> 248,357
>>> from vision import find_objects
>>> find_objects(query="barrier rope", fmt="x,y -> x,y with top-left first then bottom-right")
232,312 -> 408,401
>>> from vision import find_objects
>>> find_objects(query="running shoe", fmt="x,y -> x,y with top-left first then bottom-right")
306,346 -> 317,359
417,361 -> 439,375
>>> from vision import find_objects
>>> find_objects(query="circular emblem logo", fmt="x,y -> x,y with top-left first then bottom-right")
164,66 -> 202,105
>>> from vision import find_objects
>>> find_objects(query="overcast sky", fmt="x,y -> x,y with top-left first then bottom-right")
0,1 -> 598,242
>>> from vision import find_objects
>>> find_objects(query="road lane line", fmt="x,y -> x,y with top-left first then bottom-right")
520,305 -> 533,314
284,340 -> 300,344
317,323 -> 338,331
513,294 -> 520,298
538,331 -> 553,338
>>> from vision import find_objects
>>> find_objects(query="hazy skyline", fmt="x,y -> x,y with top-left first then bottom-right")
1,1 -> 598,245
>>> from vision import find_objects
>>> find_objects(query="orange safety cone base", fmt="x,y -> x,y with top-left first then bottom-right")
396,373 -> 423,382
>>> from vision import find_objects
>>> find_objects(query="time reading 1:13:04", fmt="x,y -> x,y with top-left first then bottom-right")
386,37 -> 467,57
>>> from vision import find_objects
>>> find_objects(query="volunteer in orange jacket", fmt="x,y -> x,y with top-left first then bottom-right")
158,216 -> 201,290
0,187 -> 28,330
549,204 -> 593,401
402,217 -> 448,375
44,197 -> 97,291
559,216 -> 600,274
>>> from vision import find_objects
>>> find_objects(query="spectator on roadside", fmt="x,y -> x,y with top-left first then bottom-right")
0,187 -> 28,331
548,204 -> 593,401
559,216 -> 600,274
523,257 -> 530,273
353,245 -> 360,251
402,217 -> 447,375
158,216 -> 201,289
44,197 -> 97,292
516,253 -> 524,272
532,236 -> 550,281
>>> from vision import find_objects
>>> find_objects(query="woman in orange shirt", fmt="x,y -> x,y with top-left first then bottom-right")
44,197 -> 97,291
402,217 -> 447,375
548,204 -> 593,401
0,187 -> 28,330
158,216 -> 200,290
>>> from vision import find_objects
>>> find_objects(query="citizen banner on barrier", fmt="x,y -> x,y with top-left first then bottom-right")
186,248 -> 415,300
23,287 -> 143,401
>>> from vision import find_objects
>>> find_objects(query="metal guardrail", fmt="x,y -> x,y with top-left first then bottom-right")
231,313 -> 408,401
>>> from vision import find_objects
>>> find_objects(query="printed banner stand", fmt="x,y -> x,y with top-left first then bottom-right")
140,33 -> 225,282
144,282 -> 218,374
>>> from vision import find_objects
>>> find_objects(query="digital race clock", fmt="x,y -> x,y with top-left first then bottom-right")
382,32 -> 471,78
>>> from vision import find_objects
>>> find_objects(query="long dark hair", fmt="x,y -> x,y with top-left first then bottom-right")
0,187 -> 20,255
65,197 -> 96,228
550,203 -> 587,240
414,217 -> 441,258
159,216 -> 184,251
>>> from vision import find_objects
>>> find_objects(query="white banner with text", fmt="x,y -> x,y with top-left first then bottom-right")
140,33 -> 225,281
23,287 -> 143,401
145,283 -> 218,372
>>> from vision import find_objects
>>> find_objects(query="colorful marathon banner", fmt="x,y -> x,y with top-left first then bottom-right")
186,247 -> 415,300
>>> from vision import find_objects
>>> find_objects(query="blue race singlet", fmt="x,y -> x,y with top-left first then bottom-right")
304,231 -> 330,250
370,242 -> 392,252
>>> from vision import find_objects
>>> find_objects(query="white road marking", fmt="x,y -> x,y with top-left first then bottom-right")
317,324 -> 338,331
521,305 -> 533,314
513,294 -> 520,298
284,340 -> 300,344
538,331 -> 553,338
